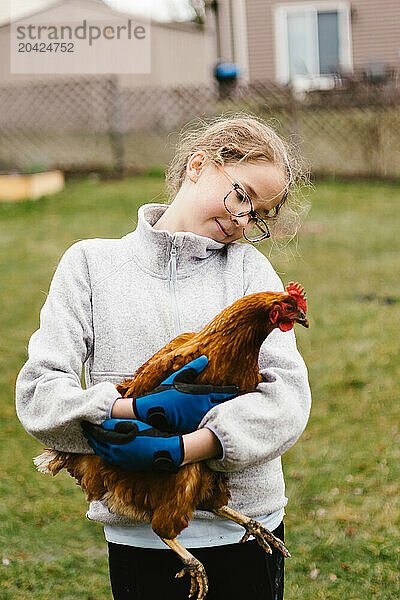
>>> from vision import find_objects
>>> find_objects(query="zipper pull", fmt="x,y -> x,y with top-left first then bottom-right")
168,244 -> 177,280
167,241 -> 181,333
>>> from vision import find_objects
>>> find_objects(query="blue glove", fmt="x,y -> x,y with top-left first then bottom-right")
133,356 -> 239,434
82,419 -> 183,473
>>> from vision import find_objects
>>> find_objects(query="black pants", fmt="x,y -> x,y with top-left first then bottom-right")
108,522 -> 284,600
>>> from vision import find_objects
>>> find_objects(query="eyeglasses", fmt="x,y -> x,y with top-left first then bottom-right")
215,161 -> 292,242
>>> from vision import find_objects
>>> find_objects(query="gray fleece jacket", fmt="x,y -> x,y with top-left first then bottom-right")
16,203 -> 311,526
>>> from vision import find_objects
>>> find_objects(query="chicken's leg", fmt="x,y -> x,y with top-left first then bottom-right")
213,505 -> 290,558
161,537 -> 208,600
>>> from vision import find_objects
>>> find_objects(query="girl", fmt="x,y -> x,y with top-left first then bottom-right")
16,116 -> 311,600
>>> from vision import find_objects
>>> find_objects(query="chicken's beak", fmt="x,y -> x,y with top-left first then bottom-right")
295,310 -> 309,328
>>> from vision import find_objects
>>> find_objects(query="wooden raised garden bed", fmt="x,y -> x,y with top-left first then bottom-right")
0,170 -> 64,202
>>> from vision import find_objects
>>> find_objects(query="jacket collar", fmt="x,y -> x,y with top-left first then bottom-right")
126,203 -> 225,276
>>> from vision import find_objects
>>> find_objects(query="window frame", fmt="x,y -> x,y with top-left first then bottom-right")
274,1 -> 353,85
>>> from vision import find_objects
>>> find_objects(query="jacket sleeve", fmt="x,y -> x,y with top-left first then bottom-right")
200,246 -> 312,472
15,241 -> 120,453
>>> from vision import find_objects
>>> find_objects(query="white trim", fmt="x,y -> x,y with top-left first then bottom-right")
312,9 -> 320,75
274,6 -> 289,83
218,0 -> 234,61
231,0 -> 249,82
274,1 -> 352,86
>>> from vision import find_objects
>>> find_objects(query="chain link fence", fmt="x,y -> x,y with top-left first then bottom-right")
1,75 -> 400,178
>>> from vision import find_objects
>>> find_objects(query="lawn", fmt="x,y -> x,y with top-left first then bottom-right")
0,175 -> 399,599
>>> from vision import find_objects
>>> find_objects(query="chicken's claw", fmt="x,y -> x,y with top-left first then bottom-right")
175,561 -> 209,600
240,518 -> 291,558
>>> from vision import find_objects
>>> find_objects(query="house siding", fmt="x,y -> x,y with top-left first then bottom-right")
246,0 -> 273,81
245,0 -> 400,82
350,0 -> 400,69
0,0 -> 216,86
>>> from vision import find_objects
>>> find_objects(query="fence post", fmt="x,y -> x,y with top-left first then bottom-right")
108,76 -> 124,176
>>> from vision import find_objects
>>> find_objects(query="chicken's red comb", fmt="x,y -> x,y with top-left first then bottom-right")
285,282 -> 307,313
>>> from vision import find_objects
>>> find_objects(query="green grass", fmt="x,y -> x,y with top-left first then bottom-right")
1,176 -> 399,599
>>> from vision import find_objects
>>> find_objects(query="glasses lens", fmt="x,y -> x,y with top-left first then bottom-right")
225,187 -> 252,216
244,218 -> 270,242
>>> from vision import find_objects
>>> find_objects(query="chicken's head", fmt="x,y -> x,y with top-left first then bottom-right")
268,282 -> 309,332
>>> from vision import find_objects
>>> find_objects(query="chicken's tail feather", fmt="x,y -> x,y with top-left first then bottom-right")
33,449 -> 109,505
33,449 -> 72,475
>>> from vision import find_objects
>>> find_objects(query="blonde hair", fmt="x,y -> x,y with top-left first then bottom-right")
166,114 -> 311,244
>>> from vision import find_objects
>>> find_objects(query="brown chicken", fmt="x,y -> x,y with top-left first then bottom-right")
34,282 -> 308,600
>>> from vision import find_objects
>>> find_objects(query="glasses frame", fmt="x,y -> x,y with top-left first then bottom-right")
215,160 -> 292,242
223,185 -> 269,242
216,163 -> 271,242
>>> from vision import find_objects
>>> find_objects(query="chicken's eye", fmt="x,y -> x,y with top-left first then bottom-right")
282,302 -> 293,312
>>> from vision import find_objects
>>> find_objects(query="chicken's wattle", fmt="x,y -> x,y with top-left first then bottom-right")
278,321 -> 294,332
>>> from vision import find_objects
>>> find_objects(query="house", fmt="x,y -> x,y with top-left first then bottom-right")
0,0 -> 217,86
208,0 -> 400,90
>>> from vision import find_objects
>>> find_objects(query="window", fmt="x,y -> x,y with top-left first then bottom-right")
274,2 -> 352,85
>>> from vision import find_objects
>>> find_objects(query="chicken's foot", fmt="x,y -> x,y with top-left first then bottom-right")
213,505 -> 290,558
161,537 -> 208,600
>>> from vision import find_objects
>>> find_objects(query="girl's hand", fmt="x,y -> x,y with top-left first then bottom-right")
82,419 -> 183,473
132,356 -> 239,434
